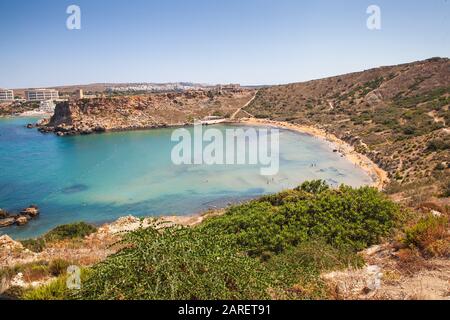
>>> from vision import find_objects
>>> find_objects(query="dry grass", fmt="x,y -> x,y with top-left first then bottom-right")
403,214 -> 449,258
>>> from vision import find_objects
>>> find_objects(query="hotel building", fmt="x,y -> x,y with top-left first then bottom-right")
0,89 -> 14,101
25,89 -> 59,101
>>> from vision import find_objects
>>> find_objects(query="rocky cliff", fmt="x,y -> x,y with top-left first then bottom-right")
39,90 -> 255,136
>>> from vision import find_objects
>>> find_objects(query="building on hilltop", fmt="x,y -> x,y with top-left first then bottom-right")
25,89 -> 59,101
0,89 -> 14,101
214,84 -> 241,93
76,89 -> 84,99
39,100 -> 56,113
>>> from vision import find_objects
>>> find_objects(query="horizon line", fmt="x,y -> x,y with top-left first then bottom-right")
6,56 -> 449,91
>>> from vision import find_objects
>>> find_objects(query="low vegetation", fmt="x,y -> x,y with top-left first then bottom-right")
0,259 -> 72,282
20,222 -> 97,252
403,214 -> 449,258
200,181 -> 399,255
22,181 -> 402,300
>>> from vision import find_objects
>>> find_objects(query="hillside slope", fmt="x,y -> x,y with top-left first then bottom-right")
244,58 -> 450,202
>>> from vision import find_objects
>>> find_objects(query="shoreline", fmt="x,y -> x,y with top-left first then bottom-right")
0,112 -> 51,119
232,118 -> 389,191
0,115 -> 389,240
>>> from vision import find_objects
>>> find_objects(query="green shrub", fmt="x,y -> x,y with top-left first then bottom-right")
22,268 -> 90,300
262,240 -> 363,300
20,238 -> 46,253
21,222 -> 97,252
404,214 -> 449,257
23,276 -> 70,300
427,138 -> 450,152
43,222 -> 97,242
295,180 -> 330,194
49,259 -> 72,277
77,226 -> 271,300
201,182 -> 399,255
0,261 -> 51,284
444,181 -> 450,197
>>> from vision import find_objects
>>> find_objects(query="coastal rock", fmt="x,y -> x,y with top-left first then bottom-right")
94,126 -> 106,133
0,236 -> 25,254
15,216 -> 29,226
0,206 -> 40,229
0,218 -> 15,228
20,205 -> 39,217
322,265 -> 383,299
0,235 -> 39,270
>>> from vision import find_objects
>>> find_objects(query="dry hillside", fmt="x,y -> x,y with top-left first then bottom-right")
244,57 -> 450,204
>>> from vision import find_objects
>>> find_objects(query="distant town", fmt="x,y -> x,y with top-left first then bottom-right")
0,83 -> 242,102
0,83 -> 244,115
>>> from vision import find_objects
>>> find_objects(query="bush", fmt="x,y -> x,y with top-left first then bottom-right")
262,241 -> 363,300
49,259 -> 72,277
23,276 -> 70,300
402,126 -> 416,135
20,238 -> 46,253
21,222 -> 97,252
404,214 -> 449,257
295,180 -> 330,194
443,181 -> 450,197
1,261 -> 51,284
427,138 -> 450,152
43,222 -> 97,242
201,182 -> 400,255
77,226 -> 271,300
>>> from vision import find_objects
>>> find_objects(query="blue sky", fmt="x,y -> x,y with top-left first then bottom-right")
0,0 -> 448,88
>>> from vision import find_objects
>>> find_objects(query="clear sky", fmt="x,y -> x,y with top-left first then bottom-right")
0,0 -> 448,88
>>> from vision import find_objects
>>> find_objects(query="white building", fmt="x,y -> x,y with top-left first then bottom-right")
76,89 -> 84,99
39,100 -> 56,113
25,89 -> 59,101
0,89 -> 14,101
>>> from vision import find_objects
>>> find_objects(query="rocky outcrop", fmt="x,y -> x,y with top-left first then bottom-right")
0,101 -> 41,117
38,91 -> 255,136
0,218 -> 15,228
0,206 -> 40,228
20,206 -> 39,218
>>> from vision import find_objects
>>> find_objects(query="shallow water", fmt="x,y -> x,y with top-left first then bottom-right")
0,117 -> 372,239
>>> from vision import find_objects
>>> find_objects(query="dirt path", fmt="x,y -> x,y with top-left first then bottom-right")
229,90 -> 257,120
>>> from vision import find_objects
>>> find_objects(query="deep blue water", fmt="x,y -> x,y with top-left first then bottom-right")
0,117 -> 373,239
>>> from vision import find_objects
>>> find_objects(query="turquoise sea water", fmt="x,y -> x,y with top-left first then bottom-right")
0,117 -> 373,239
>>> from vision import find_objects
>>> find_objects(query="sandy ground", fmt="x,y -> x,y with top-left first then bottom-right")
234,118 -> 389,190
323,244 -> 450,300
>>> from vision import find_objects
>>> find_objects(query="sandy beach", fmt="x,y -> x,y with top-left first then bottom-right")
234,118 -> 389,191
